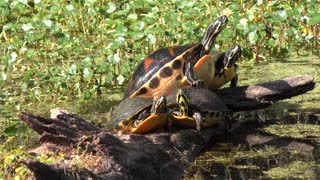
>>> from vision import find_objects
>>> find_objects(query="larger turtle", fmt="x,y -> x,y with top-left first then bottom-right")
123,15 -> 228,100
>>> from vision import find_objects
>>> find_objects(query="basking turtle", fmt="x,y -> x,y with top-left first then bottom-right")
110,96 -> 168,134
123,15 -> 228,100
212,44 -> 242,88
111,86 -> 233,134
168,87 -> 232,131
195,44 -> 242,90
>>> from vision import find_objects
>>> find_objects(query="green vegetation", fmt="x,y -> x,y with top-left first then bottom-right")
0,0 -> 319,179
263,124 -> 320,139
185,145 -> 319,179
264,161 -> 320,179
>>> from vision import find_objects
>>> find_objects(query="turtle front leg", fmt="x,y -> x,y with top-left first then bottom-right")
230,74 -> 238,87
185,62 -> 204,87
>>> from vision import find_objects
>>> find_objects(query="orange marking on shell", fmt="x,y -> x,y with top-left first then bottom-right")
168,46 -> 176,56
194,54 -> 211,70
144,57 -> 155,71
171,116 -> 196,128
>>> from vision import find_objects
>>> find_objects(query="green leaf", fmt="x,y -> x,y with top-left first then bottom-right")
309,16 -> 320,26
288,20 -> 299,28
107,2 -> 116,13
117,75 -> 125,85
83,68 -> 93,79
127,13 -> 138,21
4,124 -> 19,137
275,10 -> 287,22
248,30 -> 258,44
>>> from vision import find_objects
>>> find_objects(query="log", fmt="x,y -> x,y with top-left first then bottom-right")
18,75 -> 315,179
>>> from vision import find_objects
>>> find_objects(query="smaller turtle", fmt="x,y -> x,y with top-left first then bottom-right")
110,96 -> 168,134
193,45 -> 242,90
168,87 -> 232,131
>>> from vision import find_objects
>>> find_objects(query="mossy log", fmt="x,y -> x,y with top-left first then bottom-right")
19,75 -> 315,180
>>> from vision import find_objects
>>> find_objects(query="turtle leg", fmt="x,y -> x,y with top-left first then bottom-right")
133,110 -> 150,127
230,74 -> 238,87
137,110 -> 150,120
185,62 -> 204,87
192,112 -> 203,131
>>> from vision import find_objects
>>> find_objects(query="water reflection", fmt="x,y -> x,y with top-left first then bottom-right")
184,111 -> 320,179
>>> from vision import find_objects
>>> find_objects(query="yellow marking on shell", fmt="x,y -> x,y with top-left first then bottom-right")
131,113 -> 168,134
130,47 -> 199,99
117,120 -> 134,133
130,66 -> 185,99
171,115 -> 197,129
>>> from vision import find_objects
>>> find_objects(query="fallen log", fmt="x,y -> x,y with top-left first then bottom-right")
19,75 -> 315,179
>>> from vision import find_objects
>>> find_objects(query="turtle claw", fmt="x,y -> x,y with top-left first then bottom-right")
193,112 -> 202,131
192,80 -> 204,88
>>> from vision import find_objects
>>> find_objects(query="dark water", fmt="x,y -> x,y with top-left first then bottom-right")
184,111 -> 320,179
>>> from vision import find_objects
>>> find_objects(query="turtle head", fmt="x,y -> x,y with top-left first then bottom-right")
131,96 -> 168,134
176,89 -> 190,117
150,96 -> 167,114
223,45 -> 242,70
201,15 -> 228,55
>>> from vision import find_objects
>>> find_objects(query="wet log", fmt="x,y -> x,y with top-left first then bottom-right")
19,75 -> 315,180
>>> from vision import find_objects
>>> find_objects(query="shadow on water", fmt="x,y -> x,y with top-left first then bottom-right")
184,108 -> 320,179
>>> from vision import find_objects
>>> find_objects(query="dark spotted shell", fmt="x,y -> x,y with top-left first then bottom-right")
123,44 -> 194,100
110,97 -> 153,127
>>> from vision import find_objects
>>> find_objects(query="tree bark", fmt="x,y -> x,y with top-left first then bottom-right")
19,75 -> 315,180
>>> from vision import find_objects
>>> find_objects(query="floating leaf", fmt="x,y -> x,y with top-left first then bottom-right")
83,68 -> 93,79
107,2 -> 116,13
248,30 -> 258,44
21,23 -> 33,31
66,4 -> 74,11
42,19 -> 52,27
275,10 -> 287,22
1,72 -> 7,81
69,64 -> 77,75
11,52 -> 17,62
147,34 -> 156,44
309,16 -> 320,26
127,13 -> 138,21
117,75 -> 125,85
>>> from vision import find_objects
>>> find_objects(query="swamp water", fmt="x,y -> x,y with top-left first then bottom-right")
1,55 -> 319,179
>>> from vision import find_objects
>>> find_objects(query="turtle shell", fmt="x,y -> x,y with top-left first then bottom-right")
123,44 -> 194,99
167,87 -> 230,129
122,15 -> 228,100
110,97 -> 168,134
166,86 -> 229,112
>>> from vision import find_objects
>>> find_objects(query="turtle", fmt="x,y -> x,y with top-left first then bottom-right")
111,86 -> 233,134
168,87 -> 232,131
195,44 -> 242,90
123,15 -> 228,100
110,96 -> 168,134
211,44 -> 242,88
